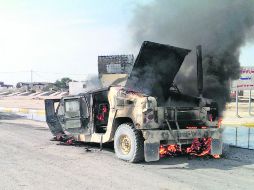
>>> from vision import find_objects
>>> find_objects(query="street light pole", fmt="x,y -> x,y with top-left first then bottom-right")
249,90 -> 252,116
236,90 -> 240,118
31,70 -> 33,83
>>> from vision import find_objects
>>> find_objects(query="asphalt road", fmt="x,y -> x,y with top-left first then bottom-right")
0,113 -> 254,190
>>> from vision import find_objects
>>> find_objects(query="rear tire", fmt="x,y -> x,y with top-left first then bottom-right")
114,123 -> 144,163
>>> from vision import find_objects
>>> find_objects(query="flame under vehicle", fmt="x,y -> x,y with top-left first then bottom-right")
45,41 -> 222,162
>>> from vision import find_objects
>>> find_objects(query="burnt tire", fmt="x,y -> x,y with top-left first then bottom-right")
114,123 -> 144,163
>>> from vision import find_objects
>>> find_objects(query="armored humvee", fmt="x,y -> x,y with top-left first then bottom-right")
45,41 -> 222,162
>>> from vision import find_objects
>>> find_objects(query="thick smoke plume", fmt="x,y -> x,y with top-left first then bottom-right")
129,0 -> 254,112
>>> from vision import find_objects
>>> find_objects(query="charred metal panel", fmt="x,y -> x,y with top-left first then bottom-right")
126,41 -> 190,104
196,45 -> 203,96
45,99 -> 63,136
166,91 -> 200,107
143,128 -> 222,143
165,107 -> 203,121
157,106 -> 219,129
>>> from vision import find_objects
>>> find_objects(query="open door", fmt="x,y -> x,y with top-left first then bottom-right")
62,97 -> 90,135
45,99 -> 64,136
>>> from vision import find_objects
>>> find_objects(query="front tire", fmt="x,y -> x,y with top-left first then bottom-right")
114,123 -> 144,163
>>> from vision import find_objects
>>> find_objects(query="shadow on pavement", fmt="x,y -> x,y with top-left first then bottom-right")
57,141 -> 115,153
56,139 -> 254,171
0,112 -> 24,120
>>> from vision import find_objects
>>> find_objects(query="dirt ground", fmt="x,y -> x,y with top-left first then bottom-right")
0,112 -> 254,190
0,96 -> 45,109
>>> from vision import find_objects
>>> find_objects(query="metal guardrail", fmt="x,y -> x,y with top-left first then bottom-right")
223,126 -> 254,150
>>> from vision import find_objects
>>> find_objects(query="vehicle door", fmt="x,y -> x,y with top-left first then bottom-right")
45,99 -> 64,136
62,97 -> 90,135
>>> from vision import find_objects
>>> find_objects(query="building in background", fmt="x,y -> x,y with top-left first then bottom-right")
230,67 -> 254,98
98,55 -> 134,87
69,55 -> 135,95
16,82 -> 52,91
231,67 -> 254,91
0,81 -> 13,90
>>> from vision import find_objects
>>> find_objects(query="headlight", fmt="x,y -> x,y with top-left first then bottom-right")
143,108 -> 154,123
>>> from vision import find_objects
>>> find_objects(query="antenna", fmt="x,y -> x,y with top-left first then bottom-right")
196,45 -> 203,96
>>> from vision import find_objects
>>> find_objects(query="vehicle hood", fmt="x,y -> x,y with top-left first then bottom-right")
126,41 -> 190,104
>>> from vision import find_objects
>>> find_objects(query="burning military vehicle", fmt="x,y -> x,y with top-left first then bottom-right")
45,41 -> 222,162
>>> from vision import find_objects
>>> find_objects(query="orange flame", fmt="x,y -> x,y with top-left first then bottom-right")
160,137 -> 220,159
159,144 -> 181,157
212,154 -> 220,159
186,137 -> 212,157
218,117 -> 222,128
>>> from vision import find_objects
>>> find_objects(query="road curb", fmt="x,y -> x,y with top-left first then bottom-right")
0,107 -> 45,121
222,120 -> 254,128
222,123 -> 254,127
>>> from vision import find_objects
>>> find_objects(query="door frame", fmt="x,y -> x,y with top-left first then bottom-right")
62,96 -> 91,135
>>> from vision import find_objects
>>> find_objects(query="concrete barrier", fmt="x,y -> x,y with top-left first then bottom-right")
0,107 -> 45,121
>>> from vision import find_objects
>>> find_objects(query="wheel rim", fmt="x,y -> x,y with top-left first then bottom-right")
119,135 -> 131,154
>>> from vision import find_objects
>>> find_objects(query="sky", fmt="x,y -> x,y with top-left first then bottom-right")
0,0 -> 253,85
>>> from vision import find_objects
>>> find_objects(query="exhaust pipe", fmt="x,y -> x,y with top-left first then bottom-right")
196,45 -> 203,96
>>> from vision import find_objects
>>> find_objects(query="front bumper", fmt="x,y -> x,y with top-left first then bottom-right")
142,128 -> 223,162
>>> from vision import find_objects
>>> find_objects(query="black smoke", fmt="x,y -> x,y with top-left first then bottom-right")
129,0 -> 254,112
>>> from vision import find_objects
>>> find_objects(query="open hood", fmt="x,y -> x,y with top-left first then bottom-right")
126,41 -> 190,104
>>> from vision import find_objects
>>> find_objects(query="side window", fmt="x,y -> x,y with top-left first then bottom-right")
57,100 -> 64,115
65,99 -> 80,118
81,97 -> 89,118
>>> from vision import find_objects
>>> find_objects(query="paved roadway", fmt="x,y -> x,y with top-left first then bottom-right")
0,112 -> 254,190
